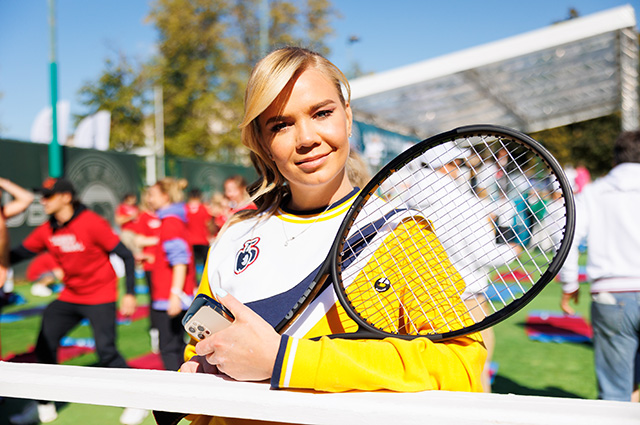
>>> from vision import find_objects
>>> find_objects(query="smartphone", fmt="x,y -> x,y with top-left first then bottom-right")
182,293 -> 235,341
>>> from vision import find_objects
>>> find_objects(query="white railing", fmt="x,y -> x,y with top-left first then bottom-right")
1,361 -> 638,425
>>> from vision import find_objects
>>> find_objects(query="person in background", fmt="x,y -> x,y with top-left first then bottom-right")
0,177 -> 35,296
574,163 -> 591,194
223,175 -> 251,212
8,178 -> 147,425
410,144 -> 520,392
0,204 -> 8,288
212,176 -> 257,233
0,202 -> 6,407
185,188 -> 213,276
208,192 -> 229,240
0,178 -> 34,377
225,176 -> 257,213
147,178 -> 196,371
560,130 -> 640,402
115,192 -> 140,256
134,187 -> 162,353
0,177 -> 35,219
26,252 -> 64,297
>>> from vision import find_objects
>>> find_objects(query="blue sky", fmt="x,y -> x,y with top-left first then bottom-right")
0,0 -> 637,141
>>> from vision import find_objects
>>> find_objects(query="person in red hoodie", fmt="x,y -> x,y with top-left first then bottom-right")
134,187 -> 162,353
115,192 -> 140,256
185,188 -> 213,276
9,178 -> 147,425
146,177 -> 196,371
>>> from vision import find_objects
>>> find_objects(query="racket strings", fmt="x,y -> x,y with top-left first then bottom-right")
342,214 -> 470,334
342,223 -> 453,334
338,133 -> 568,336
342,217 -> 462,333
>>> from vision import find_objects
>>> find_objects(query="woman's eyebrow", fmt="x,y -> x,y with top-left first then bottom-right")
308,99 -> 335,112
263,99 -> 337,126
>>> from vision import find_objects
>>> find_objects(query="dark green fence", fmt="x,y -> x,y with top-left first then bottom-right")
0,138 -> 254,277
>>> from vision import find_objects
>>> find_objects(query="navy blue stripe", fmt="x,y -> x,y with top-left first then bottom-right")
270,334 -> 290,389
247,263 -> 323,328
251,209 -> 407,328
341,209 -> 406,269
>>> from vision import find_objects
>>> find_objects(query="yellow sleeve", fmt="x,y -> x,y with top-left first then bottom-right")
271,217 -> 486,392
271,334 -> 484,392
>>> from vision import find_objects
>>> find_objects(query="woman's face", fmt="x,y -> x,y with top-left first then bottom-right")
147,184 -> 169,211
258,68 -> 353,208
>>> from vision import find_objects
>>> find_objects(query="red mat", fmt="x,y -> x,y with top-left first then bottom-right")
5,346 -> 166,371
4,345 -> 95,363
127,352 -> 165,370
525,311 -> 592,343
116,305 -> 150,323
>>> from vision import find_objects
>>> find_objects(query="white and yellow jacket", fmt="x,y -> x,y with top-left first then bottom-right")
184,188 -> 485,424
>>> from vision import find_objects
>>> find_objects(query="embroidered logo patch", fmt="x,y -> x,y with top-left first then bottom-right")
234,237 -> 260,274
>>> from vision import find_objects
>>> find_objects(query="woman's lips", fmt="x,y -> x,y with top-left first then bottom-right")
296,151 -> 330,170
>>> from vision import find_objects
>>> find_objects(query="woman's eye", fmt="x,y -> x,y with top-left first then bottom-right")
269,122 -> 288,133
316,109 -> 334,119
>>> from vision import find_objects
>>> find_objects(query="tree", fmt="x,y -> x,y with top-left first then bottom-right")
77,54 -> 148,151
305,0 -> 335,57
77,0 -> 337,161
145,0 -> 338,161
531,114 -> 621,178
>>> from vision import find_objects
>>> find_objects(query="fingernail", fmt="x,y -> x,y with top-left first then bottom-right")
214,287 -> 228,298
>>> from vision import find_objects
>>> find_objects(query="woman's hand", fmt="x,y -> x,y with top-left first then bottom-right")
180,355 -> 219,374
194,288 -> 281,382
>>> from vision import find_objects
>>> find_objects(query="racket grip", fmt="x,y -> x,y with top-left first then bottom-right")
152,410 -> 188,425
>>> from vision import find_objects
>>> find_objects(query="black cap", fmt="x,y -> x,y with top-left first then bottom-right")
35,178 -> 76,198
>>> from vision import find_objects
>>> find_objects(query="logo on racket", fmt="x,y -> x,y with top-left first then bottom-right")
234,237 -> 260,275
374,277 -> 391,292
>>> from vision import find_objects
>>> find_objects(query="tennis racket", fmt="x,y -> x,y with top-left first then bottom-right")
275,124 -> 576,341
153,124 -> 575,424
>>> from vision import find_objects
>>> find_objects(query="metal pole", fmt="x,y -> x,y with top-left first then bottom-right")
154,85 -> 165,180
48,0 -> 62,178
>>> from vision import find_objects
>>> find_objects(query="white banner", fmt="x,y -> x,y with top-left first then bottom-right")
29,100 -> 70,145
74,110 -> 111,150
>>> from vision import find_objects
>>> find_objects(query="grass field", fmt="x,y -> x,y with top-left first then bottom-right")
0,274 -> 597,424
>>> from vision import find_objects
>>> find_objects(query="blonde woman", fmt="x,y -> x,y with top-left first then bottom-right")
147,177 -> 196,371
180,48 -> 485,423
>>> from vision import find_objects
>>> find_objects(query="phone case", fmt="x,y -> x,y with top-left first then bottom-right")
182,294 -> 234,341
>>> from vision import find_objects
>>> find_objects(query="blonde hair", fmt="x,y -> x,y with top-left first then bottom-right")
233,47 -> 351,225
347,150 -> 371,189
154,177 -> 188,204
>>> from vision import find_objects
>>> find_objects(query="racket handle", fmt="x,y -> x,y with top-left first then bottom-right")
152,410 -> 188,425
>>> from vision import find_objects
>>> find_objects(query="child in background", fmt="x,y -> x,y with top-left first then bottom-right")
146,178 -> 196,371
26,252 -> 64,297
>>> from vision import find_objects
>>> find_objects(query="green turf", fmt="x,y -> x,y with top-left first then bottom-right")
491,281 -> 596,399
1,272 -> 598,424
